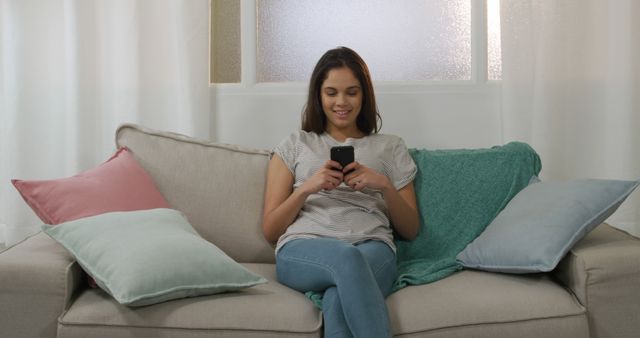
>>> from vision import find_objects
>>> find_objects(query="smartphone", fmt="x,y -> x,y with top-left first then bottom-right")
330,146 -> 355,170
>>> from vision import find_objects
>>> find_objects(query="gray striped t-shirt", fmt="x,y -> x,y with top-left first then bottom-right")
273,130 -> 417,253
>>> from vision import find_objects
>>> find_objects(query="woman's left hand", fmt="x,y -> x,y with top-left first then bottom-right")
342,162 -> 393,192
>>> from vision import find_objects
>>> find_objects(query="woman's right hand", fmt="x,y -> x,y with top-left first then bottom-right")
299,160 -> 344,195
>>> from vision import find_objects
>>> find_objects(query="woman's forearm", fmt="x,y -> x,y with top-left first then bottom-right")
262,188 -> 310,244
381,184 -> 420,240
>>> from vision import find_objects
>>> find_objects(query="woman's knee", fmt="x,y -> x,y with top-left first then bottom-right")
275,239 -> 346,290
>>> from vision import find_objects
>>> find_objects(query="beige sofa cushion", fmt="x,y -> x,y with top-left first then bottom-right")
387,270 -> 589,338
58,264 -> 322,338
116,124 -> 275,263
60,265 -> 589,338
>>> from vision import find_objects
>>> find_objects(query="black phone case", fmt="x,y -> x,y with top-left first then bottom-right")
331,146 -> 355,169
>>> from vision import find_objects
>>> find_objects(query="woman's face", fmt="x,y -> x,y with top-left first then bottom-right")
321,66 -> 363,136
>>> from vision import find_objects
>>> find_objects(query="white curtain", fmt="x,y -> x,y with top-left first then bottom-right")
0,0 -> 211,245
500,0 -> 640,235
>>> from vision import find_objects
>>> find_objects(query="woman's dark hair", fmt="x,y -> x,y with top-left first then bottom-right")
301,47 -> 381,135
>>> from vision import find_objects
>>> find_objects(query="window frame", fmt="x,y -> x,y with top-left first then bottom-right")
210,0 -> 500,93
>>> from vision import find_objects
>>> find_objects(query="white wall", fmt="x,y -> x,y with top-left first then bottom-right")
211,83 -> 502,150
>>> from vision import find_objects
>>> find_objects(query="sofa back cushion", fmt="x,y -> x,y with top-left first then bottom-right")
116,124 -> 275,263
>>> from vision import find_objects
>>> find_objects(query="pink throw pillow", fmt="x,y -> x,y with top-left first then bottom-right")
12,147 -> 171,225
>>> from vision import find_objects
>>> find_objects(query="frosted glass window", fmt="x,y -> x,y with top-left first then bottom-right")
487,0 -> 502,80
257,0 -> 471,82
211,0 -> 241,83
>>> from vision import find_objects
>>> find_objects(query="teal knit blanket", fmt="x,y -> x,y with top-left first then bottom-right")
307,142 -> 541,307
393,141 -> 541,290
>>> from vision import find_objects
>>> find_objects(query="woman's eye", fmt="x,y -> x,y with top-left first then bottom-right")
326,92 -> 337,96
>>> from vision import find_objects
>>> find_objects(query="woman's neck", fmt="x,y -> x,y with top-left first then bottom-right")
326,127 -> 365,142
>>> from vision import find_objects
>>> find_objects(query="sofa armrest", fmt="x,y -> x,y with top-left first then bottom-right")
554,223 -> 640,338
0,231 -> 83,338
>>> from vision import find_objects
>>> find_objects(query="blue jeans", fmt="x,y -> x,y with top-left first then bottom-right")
276,238 -> 397,338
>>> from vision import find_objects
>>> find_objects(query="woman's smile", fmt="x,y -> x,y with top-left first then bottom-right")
334,109 -> 351,118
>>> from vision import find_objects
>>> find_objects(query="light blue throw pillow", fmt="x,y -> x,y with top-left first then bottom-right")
43,208 -> 267,306
457,179 -> 640,273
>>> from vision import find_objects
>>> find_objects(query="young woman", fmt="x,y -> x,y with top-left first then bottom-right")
262,47 -> 419,338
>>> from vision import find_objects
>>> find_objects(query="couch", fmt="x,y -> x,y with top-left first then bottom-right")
1,123 -> 639,338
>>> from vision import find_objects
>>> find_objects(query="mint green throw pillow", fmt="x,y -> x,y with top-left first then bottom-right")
457,179 -> 640,273
42,208 -> 267,306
